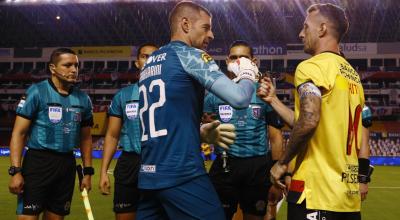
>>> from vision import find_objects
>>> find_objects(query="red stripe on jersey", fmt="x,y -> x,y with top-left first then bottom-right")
289,179 -> 305,193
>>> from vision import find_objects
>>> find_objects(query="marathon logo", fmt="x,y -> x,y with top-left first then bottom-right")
24,204 -> 40,211
141,165 -> 156,173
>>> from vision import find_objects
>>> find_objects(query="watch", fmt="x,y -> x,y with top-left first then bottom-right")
8,166 -> 22,176
83,167 -> 94,176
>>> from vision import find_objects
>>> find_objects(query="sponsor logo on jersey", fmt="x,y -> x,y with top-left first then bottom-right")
125,102 -> 139,120
252,105 -> 262,119
146,53 -> 167,64
140,165 -> 156,173
219,105 -> 233,122
48,106 -> 63,123
201,53 -> 213,63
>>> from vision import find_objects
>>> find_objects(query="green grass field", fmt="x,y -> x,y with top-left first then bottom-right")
1,157 -> 400,220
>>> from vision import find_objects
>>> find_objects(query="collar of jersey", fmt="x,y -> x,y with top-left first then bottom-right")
170,40 -> 189,47
319,51 -> 343,58
47,78 -> 74,97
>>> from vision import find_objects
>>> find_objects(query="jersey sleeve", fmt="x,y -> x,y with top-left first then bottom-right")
16,84 -> 40,120
81,94 -> 94,127
203,92 -> 216,113
294,60 -> 332,91
176,47 -> 224,90
108,90 -> 123,118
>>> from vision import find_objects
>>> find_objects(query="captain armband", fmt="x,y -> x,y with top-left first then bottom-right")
297,82 -> 322,99
358,158 -> 374,183
362,106 -> 373,128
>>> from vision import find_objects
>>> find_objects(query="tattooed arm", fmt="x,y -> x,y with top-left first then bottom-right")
270,82 -> 322,188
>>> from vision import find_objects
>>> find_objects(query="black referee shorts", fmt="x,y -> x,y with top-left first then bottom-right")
209,154 -> 271,219
113,151 -> 141,213
17,148 -> 76,216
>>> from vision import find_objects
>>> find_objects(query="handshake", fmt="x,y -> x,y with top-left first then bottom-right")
227,57 -> 260,83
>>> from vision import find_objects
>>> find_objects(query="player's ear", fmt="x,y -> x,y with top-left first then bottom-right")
319,23 -> 327,38
181,17 -> 190,33
49,63 -> 56,74
225,57 -> 230,67
134,60 -> 139,69
251,57 -> 258,65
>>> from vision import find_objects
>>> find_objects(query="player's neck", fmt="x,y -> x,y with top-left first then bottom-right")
51,76 -> 72,95
171,34 -> 191,47
313,39 -> 340,56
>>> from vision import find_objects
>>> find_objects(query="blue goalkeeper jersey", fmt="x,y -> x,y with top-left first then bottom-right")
108,84 -> 141,154
204,83 -> 282,157
138,40 -> 254,189
16,79 -> 93,153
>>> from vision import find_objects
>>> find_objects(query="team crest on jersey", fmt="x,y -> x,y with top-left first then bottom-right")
73,112 -> 81,122
251,105 -> 262,119
201,53 -> 213,63
125,102 -> 139,120
48,106 -> 62,123
219,105 -> 233,122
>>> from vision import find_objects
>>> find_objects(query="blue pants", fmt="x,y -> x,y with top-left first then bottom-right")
137,175 -> 225,220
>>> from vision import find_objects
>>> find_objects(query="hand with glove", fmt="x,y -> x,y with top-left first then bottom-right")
200,120 -> 236,150
227,57 -> 260,83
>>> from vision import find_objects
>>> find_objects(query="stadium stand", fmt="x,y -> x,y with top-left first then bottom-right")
0,0 -> 399,157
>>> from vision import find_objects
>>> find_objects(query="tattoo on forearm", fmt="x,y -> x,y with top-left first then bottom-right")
281,94 -> 321,164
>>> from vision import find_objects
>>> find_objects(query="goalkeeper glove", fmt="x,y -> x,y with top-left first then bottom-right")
200,120 -> 236,150
227,57 -> 260,83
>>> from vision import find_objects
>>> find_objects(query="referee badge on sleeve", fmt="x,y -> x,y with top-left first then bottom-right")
17,95 -> 26,108
48,106 -> 63,123
125,102 -> 139,120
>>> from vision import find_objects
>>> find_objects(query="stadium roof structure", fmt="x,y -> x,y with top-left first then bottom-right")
0,0 -> 399,47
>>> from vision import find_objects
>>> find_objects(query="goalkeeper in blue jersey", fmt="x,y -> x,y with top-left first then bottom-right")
203,40 -> 285,220
136,1 -> 259,220
99,43 -> 158,220
8,48 -> 94,219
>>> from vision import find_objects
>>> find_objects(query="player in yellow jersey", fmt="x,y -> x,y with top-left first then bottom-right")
257,3 -> 370,220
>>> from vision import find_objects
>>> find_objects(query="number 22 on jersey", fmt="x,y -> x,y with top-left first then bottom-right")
139,79 -> 168,141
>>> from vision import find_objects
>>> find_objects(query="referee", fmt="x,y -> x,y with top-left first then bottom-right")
8,48 -> 94,220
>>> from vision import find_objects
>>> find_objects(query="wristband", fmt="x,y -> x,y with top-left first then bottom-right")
358,158 -> 370,176
83,167 -> 95,176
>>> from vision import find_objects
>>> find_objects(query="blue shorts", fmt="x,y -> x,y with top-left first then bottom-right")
136,174 -> 225,220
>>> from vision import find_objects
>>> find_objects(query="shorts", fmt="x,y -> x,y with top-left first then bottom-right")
17,148 -> 76,216
208,154 -> 271,219
136,174 -> 225,220
288,200 -> 361,220
113,151 -> 141,213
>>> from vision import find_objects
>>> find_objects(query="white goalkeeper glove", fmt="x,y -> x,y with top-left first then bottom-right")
200,120 -> 236,150
227,57 -> 260,83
